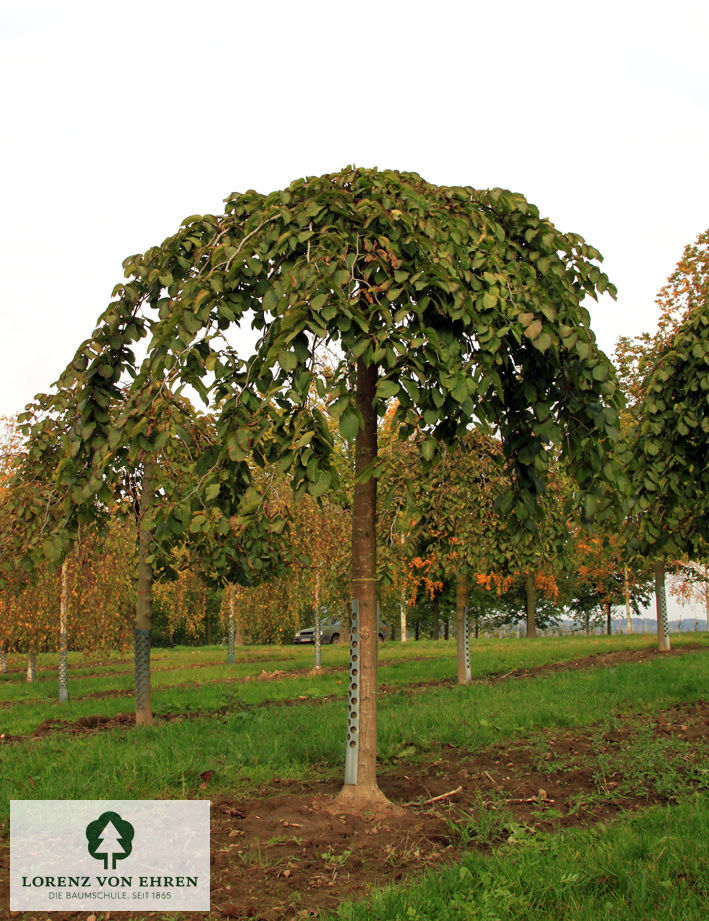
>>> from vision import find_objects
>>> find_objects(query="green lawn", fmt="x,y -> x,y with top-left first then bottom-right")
2,642 -> 706,818
2,635 -> 707,920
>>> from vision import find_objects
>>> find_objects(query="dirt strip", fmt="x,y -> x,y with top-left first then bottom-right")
1,645 -> 705,744
0,699 -> 706,921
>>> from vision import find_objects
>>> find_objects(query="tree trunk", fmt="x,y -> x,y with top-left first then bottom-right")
234,614 -> 244,647
624,565 -> 632,634
432,594 -> 439,640
26,650 -> 36,683
704,564 -> 708,632
58,558 -> 69,703
399,587 -> 407,642
456,572 -> 469,685
227,589 -> 236,663
338,360 -> 386,807
0,649 -> 7,673
135,460 -> 155,726
525,573 -> 537,638
654,559 -> 671,652
605,601 -> 612,636
314,572 -> 322,669
415,621 -> 420,640
444,617 -> 450,640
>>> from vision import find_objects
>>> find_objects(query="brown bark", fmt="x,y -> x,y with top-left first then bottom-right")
338,360 -> 387,806
456,571 -> 468,685
525,573 -> 537,638
605,601 -> 612,635
654,559 -> 671,652
135,460 -> 155,726
432,594 -> 440,640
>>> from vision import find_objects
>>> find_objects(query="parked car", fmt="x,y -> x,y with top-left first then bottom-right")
294,619 -> 388,645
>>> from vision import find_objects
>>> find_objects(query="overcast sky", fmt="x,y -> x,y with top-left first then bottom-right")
1,0 -> 708,418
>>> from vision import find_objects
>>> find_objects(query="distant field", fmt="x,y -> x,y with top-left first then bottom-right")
1,634 -> 707,920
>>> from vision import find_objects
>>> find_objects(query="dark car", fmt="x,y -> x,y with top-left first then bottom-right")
294,619 -> 388,645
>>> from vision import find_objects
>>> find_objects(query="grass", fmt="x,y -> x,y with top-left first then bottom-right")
330,794 -> 709,921
2,632 -> 705,737
1,647 -> 707,826
2,635 -> 707,920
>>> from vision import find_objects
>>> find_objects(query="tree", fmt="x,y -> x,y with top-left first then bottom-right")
380,425 -> 505,681
13,371 -> 286,724
131,167 -> 622,808
623,229 -> 709,650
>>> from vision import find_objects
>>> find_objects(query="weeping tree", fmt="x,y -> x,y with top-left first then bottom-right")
622,231 -> 709,651
626,293 -> 709,649
12,303 -> 289,725
128,167 -> 623,808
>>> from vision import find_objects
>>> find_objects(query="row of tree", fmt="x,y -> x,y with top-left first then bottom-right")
7,409 -> 697,659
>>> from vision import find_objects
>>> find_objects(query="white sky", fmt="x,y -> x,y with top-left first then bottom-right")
1,0 -> 708,418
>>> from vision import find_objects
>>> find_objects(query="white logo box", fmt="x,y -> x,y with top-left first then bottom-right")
11,800 -> 210,911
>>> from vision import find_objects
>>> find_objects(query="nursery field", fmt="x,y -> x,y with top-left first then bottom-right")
1,633 -> 708,921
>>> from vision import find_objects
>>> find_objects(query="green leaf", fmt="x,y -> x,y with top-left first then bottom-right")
339,408 -> 361,442
205,483 -> 221,502
189,514 -> 207,533
421,439 -> 436,461
263,288 -> 279,311
377,379 -> 400,400
294,431 -> 314,449
308,470 -> 332,498
279,350 -> 298,372
452,378 -> 468,403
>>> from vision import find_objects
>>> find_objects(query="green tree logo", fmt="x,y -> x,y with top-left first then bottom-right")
85,811 -> 134,870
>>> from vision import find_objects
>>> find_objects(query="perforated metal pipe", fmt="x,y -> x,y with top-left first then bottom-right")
464,606 -> 472,684
344,600 -> 361,785
58,633 -> 69,702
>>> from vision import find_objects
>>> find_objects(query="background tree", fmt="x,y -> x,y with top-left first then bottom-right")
622,229 -> 709,650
